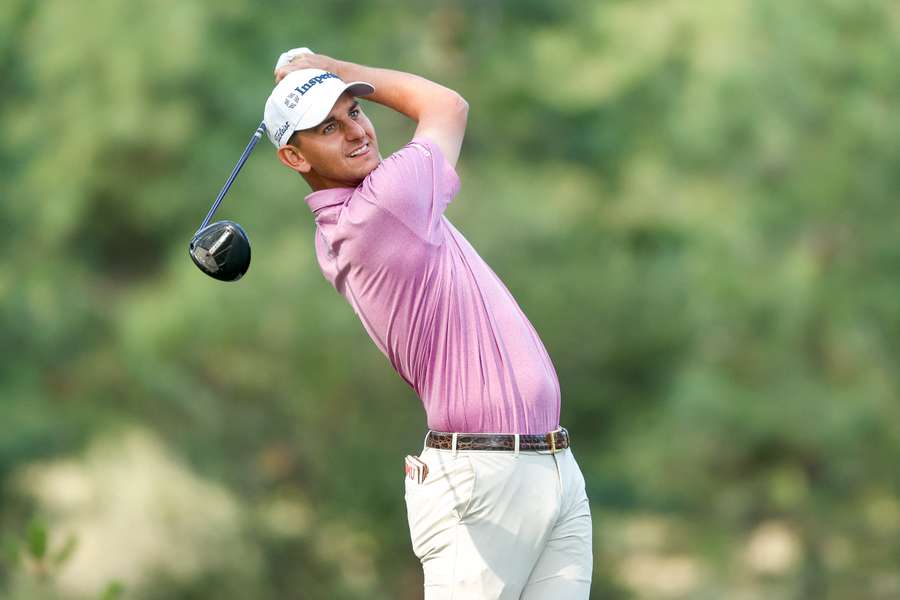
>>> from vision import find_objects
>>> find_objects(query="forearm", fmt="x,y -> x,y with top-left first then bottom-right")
276,52 -> 466,124
275,52 -> 468,165
327,58 -> 466,123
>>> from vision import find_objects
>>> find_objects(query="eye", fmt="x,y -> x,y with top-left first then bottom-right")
349,108 -> 360,119
322,123 -> 336,134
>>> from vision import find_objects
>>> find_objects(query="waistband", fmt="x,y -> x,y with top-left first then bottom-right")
425,428 -> 569,453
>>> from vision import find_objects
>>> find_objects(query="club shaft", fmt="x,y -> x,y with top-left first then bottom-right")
197,121 -> 267,233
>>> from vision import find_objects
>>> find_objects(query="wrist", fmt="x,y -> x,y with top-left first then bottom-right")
327,57 -> 351,78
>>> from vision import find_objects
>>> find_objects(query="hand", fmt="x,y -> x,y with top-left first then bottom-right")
273,47 -> 312,71
274,50 -> 337,83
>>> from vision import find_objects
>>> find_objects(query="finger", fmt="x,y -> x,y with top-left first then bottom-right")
274,65 -> 298,82
274,58 -> 315,83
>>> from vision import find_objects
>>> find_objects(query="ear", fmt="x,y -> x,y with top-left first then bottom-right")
277,143 -> 312,174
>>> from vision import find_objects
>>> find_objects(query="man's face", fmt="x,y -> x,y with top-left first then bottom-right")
287,92 -> 380,189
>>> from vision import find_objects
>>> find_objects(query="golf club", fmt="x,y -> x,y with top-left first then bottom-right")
189,121 -> 266,281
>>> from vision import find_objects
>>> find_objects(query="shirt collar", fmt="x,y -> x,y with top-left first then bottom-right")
304,187 -> 355,214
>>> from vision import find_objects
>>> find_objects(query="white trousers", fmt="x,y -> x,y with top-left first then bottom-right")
404,444 -> 593,599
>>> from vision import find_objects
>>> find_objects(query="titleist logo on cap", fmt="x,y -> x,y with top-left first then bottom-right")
275,120 -> 291,141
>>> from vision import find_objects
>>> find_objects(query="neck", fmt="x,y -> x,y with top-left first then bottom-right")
303,171 -> 359,192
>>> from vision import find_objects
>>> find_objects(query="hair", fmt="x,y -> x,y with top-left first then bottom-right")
287,130 -> 302,148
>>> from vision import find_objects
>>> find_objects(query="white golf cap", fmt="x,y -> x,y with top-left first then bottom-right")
263,69 -> 375,147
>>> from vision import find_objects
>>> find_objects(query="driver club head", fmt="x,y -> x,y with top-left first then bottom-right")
189,220 -> 251,282
189,122 -> 265,283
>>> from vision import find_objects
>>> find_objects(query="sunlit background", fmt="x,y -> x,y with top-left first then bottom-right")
2,1 -> 899,598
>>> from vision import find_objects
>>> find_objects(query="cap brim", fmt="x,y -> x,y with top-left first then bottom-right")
285,81 -> 376,143
346,81 -> 375,97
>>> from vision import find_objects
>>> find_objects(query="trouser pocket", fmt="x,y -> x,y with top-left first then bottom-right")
404,448 -> 477,561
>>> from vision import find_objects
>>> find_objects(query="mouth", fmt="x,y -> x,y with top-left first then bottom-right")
347,142 -> 370,158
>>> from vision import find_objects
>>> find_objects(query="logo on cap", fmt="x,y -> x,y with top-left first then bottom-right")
284,92 -> 300,109
275,120 -> 291,142
295,72 -> 339,96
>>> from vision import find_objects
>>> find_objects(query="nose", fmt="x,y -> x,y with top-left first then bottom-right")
344,118 -> 365,140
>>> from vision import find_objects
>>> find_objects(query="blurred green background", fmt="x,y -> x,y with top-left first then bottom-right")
2,0 -> 899,598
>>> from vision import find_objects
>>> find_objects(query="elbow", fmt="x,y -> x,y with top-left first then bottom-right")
417,89 -> 469,126
448,92 -> 469,124
453,93 -> 469,118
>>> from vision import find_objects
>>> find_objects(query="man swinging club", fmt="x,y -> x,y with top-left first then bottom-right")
266,48 -> 593,599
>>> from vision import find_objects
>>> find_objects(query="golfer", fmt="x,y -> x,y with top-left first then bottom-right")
266,50 -> 593,599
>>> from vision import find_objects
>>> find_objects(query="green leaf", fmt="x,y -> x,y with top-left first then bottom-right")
26,519 -> 47,560
99,581 -> 125,600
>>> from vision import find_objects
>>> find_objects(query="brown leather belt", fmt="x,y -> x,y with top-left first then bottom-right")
426,428 -> 570,453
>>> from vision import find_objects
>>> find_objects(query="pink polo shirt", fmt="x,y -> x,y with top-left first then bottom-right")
304,137 -> 560,434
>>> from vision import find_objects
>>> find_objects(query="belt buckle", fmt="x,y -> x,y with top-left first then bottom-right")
547,430 -> 558,454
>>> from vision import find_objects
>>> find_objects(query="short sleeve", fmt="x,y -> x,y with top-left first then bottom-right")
355,136 -> 461,243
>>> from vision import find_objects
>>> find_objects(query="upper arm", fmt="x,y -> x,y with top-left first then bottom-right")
413,93 -> 468,168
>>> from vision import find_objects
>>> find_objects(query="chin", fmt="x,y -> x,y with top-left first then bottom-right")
329,156 -> 380,186
356,156 -> 380,177
362,161 -> 379,176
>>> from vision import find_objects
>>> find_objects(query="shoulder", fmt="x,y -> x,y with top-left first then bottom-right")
360,136 -> 460,201
346,136 -> 460,244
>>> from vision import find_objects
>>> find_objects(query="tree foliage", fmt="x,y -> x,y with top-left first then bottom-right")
2,1 -> 899,598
